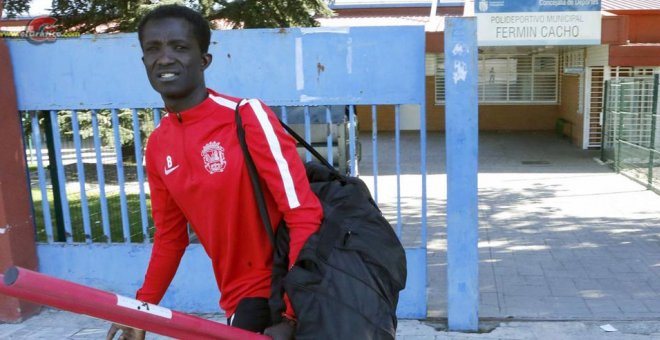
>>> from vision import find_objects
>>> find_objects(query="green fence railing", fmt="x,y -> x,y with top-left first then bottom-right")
602,74 -> 660,193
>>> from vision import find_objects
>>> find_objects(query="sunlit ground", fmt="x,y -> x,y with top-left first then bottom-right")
359,131 -> 660,320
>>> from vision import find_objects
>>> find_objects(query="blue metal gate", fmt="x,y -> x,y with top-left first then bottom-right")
8,26 -> 427,317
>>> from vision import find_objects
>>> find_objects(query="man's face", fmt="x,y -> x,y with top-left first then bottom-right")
140,17 -> 211,101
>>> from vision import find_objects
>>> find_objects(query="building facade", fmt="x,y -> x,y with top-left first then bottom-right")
324,0 -> 660,149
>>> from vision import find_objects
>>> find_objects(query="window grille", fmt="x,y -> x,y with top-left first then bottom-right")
562,49 -> 585,69
435,54 -> 446,104
435,53 -> 559,104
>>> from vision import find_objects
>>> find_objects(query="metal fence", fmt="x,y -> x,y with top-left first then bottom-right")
23,106 -> 366,244
24,109 -> 158,244
602,74 -> 660,193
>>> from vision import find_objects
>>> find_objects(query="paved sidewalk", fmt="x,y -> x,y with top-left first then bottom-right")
3,308 -> 660,339
361,131 -> 660,321
439,133 -> 660,320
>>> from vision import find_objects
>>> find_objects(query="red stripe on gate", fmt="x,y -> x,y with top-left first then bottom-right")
0,267 -> 268,340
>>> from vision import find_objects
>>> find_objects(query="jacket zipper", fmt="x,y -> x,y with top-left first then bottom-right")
175,112 -> 193,181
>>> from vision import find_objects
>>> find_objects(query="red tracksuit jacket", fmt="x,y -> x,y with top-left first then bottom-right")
136,89 -> 322,318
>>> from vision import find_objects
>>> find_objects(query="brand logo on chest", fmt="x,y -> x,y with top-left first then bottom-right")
201,141 -> 227,174
164,155 -> 179,175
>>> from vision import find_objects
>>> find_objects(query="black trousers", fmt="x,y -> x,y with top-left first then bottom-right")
227,297 -> 272,333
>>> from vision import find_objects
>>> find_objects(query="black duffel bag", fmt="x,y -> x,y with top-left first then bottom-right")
236,102 -> 406,340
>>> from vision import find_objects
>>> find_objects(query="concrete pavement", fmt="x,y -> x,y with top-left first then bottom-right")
444,132 -> 660,321
3,308 -> 660,339
360,131 -> 660,321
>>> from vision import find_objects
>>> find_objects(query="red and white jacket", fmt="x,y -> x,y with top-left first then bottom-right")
137,89 -> 322,318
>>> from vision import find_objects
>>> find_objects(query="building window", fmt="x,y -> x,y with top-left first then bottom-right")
561,49 -> 586,112
435,53 -> 559,104
434,55 -> 445,104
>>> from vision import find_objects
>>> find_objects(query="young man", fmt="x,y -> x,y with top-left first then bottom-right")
106,5 -> 322,340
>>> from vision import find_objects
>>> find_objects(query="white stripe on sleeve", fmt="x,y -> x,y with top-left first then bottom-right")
209,94 -> 238,110
248,99 -> 301,209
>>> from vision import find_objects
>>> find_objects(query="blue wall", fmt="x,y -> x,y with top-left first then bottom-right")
8,26 -> 424,110
37,244 -> 219,312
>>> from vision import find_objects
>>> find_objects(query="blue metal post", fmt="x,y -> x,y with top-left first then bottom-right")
304,106 -> 312,162
445,17 -> 479,331
371,105 -> 378,203
30,112 -> 54,243
280,106 -> 288,124
348,105 -> 357,176
153,108 -> 162,127
395,105 -> 402,237
70,110 -> 92,243
91,110 -> 111,242
111,109 -> 131,243
325,107 -> 333,164
419,104 -> 428,249
132,109 -> 149,242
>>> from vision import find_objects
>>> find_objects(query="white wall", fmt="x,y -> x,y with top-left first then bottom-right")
585,45 -> 609,67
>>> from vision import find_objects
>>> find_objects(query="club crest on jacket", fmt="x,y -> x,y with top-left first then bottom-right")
201,141 -> 227,174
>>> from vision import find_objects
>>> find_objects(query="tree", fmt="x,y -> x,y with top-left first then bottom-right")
207,0 -> 334,29
9,0 -> 334,33
1,0 -> 31,18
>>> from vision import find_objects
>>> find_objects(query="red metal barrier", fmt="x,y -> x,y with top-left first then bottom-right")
0,37 -> 40,323
0,267 -> 269,340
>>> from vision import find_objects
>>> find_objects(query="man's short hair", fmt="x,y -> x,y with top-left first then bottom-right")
137,4 -> 211,53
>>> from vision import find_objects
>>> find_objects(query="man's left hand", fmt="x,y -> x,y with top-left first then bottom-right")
263,317 -> 296,340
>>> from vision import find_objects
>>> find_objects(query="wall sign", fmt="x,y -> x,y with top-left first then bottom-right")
476,0 -> 601,46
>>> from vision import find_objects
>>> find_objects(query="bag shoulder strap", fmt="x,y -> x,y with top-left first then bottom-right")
277,120 -> 335,171
235,100 -> 276,247
236,101 -> 345,246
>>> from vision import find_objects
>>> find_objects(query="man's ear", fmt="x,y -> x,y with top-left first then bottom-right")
202,53 -> 212,70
